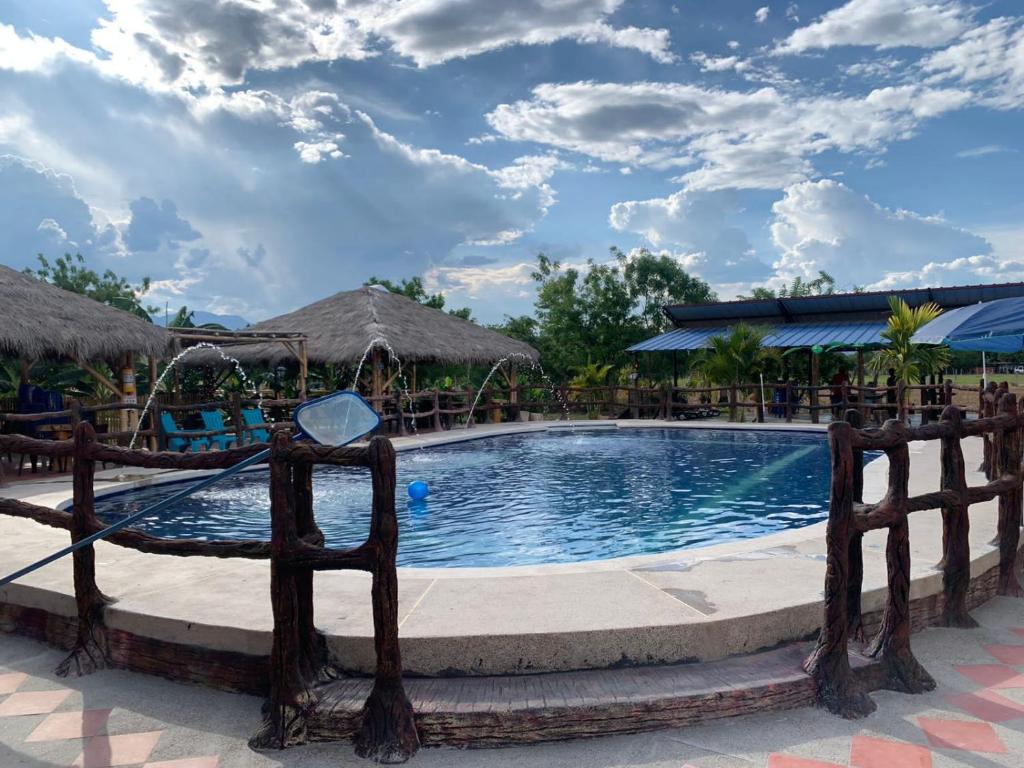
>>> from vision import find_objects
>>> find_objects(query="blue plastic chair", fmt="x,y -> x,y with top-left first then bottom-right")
241,408 -> 270,444
200,410 -> 237,451
160,412 -> 209,453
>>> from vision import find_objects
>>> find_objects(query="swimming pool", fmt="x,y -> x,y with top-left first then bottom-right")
94,428 -> 849,568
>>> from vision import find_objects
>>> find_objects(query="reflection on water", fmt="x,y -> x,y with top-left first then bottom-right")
94,428 -> 860,568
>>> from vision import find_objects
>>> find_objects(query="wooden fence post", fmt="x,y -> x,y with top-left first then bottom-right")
844,410 -> 866,640
937,405 -> 976,626
56,422 -> 113,677
785,381 -> 793,423
432,390 -> 442,432
231,392 -> 244,446
804,420 -> 875,717
897,380 -> 907,423
995,393 -> 1024,597
252,430 -> 320,750
356,436 -> 419,762
865,421 -> 936,694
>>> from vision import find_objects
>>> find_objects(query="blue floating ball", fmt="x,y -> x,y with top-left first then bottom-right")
407,480 -> 430,501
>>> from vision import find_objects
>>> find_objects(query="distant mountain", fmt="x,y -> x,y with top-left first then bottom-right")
151,310 -> 250,330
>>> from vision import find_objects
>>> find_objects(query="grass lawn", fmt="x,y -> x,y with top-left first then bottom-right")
947,373 -> 1024,387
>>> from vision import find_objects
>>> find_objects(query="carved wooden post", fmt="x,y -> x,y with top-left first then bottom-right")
938,405 -> 976,626
355,436 -> 419,763
804,421 -> 875,717
252,430 -> 319,750
810,350 -> 820,424
56,422 -> 113,677
995,394 -> 1024,597
395,395 -> 406,436
231,392 -> 244,445
866,421 -> 936,694
844,410 -> 866,640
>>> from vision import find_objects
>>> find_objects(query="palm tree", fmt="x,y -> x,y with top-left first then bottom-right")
698,324 -> 770,421
569,361 -> 614,418
868,297 -> 951,420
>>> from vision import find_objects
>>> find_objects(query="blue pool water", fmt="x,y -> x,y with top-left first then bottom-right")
94,428 -> 845,568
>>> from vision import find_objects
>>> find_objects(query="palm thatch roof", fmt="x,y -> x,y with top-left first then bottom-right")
192,286 -> 538,366
0,264 -> 169,361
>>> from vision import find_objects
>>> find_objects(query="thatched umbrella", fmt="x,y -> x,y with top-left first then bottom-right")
0,264 -> 169,398
193,285 -> 539,398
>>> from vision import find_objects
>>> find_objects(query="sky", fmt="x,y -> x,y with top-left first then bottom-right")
1,1 -> 1023,326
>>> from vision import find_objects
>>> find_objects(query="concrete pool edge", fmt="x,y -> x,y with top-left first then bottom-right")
0,420 -> 1014,679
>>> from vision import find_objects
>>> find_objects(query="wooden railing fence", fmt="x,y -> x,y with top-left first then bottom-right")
805,397 -> 1024,718
0,424 -> 418,762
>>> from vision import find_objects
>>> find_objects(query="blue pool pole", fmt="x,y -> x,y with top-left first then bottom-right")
0,446 -> 271,589
0,390 -> 382,589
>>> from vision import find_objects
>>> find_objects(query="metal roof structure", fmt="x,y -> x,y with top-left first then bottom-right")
627,321 -> 887,353
663,282 -> 1024,328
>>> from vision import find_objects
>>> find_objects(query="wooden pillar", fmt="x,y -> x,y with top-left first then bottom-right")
356,437 -> 420,762
411,363 -> 417,395
298,340 -> 309,401
119,352 -> 137,435
371,348 -> 383,407
803,420 -> 875,717
253,430 -> 319,749
938,405 -> 976,626
785,381 -> 793,423
148,356 -> 160,451
844,409 -> 866,640
672,350 -> 679,388
18,358 -> 30,385
56,422 -> 112,678
508,364 -> 519,422
866,422 -> 936,694
995,394 -> 1023,597
856,350 -> 866,420
810,349 -> 820,424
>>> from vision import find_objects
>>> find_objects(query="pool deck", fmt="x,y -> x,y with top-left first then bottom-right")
0,419 -> 1015,678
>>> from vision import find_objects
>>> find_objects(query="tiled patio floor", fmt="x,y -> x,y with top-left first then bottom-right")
1,596 -> 1023,767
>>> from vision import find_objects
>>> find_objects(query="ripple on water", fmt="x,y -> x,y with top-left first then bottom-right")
93,428 -> 860,568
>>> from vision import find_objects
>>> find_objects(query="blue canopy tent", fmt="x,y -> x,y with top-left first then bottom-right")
912,296 -> 1024,384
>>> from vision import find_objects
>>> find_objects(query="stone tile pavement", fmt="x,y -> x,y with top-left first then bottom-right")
2,597 -> 1023,767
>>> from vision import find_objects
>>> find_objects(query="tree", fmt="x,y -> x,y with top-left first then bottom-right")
695,324 -> 771,421
868,297 -> 951,403
27,253 -> 155,321
529,249 -> 715,381
166,306 -> 228,331
613,247 -> 717,332
739,270 -> 837,300
365,275 -> 473,320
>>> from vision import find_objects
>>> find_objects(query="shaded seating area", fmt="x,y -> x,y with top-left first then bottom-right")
0,264 -> 169,477
159,411 -> 209,453
186,285 -> 540,434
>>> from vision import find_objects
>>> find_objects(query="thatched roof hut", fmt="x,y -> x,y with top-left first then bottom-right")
0,264 -> 169,362
198,286 -> 538,367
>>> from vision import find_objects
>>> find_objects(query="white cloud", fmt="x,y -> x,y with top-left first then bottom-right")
690,52 -> 745,73
0,23 -> 97,73
955,144 -> 1017,159
756,6 -> 770,24
0,154 -> 124,263
777,0 -> 972,54
609,188 -> 773,283
770,179 -> 993,288
921,16 -> 1024,109
375,0 -> 674,66
487,81 -> 970,190
1,2 -> 674,93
